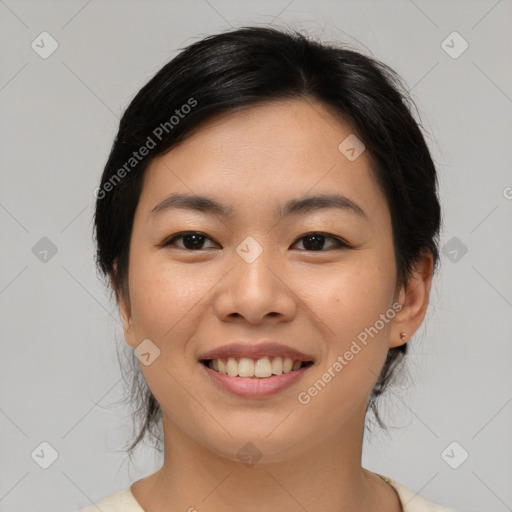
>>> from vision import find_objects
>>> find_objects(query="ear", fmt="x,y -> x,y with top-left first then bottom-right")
111,263 -> 137,349
390,249 -> 434,348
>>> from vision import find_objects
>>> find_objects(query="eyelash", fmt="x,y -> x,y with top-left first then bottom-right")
160,231 -> 352,251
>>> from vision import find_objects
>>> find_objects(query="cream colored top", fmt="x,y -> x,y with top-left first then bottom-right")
76,474 -> 457,511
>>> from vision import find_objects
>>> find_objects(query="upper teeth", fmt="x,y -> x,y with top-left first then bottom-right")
208,356 -> 304,378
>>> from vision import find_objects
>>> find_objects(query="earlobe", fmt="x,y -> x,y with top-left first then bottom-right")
390,250 -> 434,348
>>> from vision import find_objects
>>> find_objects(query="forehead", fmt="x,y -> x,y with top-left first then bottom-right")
139,98 -> 387,223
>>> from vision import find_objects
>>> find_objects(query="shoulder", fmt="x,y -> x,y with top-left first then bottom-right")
377,474 -> 458,512
75,488 -> 144,512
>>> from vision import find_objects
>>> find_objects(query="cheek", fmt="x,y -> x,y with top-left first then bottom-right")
322,258 -> 395,330
315,259 -> 396,388
295,283 -> 395,435
128,257 -> 206,338
126,259 -> 206,412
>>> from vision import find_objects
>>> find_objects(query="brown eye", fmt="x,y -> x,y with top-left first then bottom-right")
160,231 -> 350,252
292,233 -> 351,251
162,232 -> 218,250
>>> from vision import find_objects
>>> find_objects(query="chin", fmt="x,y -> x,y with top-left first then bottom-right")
198,420 -> 311,465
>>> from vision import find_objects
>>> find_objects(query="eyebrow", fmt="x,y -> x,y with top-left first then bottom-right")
150,193 -> 367,220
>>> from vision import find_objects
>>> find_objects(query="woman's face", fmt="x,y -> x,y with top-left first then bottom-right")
118,98 -> 417,462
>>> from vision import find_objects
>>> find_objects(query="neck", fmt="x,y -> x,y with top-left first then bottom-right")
131,404 -> 401,512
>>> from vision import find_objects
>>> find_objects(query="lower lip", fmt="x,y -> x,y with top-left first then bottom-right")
200,363 -> 312,398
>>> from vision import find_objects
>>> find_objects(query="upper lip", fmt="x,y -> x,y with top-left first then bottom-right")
198,341 -> 315,362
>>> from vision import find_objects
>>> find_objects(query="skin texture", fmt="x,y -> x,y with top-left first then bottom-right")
116,98 -> 433,512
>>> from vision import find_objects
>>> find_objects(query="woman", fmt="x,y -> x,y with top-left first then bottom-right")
80,25 -> 456,511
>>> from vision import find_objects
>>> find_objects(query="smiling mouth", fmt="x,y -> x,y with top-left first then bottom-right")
201,356 -> 314,379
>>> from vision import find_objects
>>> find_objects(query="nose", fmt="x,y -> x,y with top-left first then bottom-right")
213,242 -> 297,325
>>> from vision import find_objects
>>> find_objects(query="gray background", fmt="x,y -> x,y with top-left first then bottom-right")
1,0 -> 511,511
